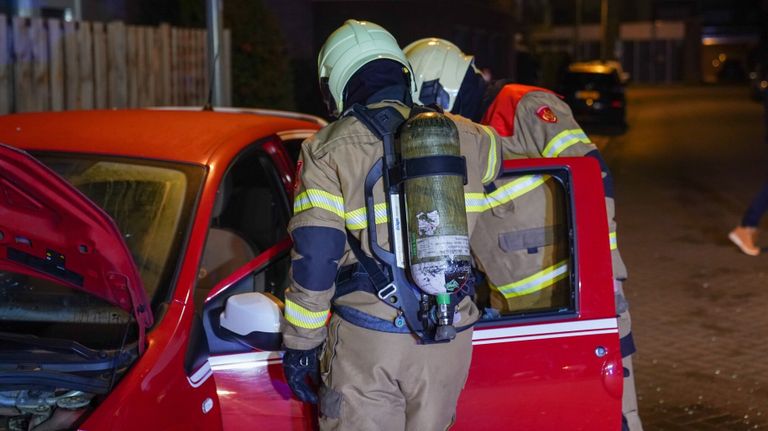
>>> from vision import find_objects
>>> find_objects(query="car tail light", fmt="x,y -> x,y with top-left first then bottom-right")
610,100 -> 623,108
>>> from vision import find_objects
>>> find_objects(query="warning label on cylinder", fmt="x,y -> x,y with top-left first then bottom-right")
415,235 -> 470,259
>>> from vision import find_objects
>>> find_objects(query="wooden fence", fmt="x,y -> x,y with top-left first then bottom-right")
0,15 -> 231,114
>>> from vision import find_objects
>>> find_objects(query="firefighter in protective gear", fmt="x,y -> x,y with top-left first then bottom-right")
405,37 -> 642,431
282,21 -> 504,430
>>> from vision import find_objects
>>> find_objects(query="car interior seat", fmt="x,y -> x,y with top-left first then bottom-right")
197,175 -> 261,306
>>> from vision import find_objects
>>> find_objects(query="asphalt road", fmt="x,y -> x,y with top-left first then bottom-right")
594,86 -> 768,430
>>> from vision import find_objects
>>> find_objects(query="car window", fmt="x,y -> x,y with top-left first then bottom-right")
196,148 -> 291,308
565,71 -> 620,90
282,138 -> 305,164
36,155 -> 204,303
474,171 -> 575,321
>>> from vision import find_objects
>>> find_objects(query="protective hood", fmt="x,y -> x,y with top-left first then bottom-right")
0,144 -> 153,352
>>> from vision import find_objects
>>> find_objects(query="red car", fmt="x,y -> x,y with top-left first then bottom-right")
0,109 -> 621,431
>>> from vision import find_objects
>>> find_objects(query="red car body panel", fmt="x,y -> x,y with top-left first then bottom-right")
0,110 -> 621,431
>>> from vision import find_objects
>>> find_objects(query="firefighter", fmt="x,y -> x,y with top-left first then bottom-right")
281,21 -> 503,430
405,38 -> 642,431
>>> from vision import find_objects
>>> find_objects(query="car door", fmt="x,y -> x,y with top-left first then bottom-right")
197,151 -> 621,430
191,136 -> 317,430
454,157 -> 622,431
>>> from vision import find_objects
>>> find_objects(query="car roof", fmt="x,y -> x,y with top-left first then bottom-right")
0,109 -> 324,165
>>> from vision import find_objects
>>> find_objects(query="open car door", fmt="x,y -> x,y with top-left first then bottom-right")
202,239 -> 316,430
455,157 -> 623,430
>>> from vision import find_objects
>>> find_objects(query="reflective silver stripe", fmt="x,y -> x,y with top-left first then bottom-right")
284,299 -> 329,329
465,175 -> 548,213
293,189 -> 345,218
542,129 -> 590,158
481,125 -> 499,183
345,203 -> 388,230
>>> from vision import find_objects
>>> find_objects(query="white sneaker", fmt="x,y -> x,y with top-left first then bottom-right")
728,226 -> 760,256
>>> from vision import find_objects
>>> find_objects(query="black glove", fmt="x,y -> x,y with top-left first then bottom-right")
283,347 -> 320,404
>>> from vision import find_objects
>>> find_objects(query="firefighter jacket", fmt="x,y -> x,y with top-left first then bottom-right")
473,84 -> 627,312
283,101 -> 504,350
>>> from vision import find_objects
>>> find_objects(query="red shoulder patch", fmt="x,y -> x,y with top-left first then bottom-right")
293,160 -> 303,192
535,105 -> 558,123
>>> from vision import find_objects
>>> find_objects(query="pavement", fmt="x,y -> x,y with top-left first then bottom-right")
591,86 -> 768,430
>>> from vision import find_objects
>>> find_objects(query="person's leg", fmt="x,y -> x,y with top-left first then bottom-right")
400,328 -> 474,431
319,317 -> 406,431
617,281 -> 643,431
730,179 -> 768,256
741,179 -> 768,228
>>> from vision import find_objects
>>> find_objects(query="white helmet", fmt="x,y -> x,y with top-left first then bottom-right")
403,38 -> 475,111
318,19 -> 415,117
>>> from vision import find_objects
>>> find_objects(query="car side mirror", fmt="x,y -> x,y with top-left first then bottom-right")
219,292 -> 283,351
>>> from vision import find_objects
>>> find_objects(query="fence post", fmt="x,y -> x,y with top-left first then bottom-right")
63,20 -> 79,109
12,17 -> 33,112
106,21 -> 127,108
48,18 -> 64,111
126,25 -> 138,107
144,26 -> 157,106
159,23 -> 171,105
136,26 -> 147,106
30,18 -> 49,112
93,22 -> 107,109
170,26 -> 179,105
199,29 -> 207,106
0,15 -> 11,114
78,21 -> 94,110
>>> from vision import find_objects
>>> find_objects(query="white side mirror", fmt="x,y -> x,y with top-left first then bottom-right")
219,292 -> 282,351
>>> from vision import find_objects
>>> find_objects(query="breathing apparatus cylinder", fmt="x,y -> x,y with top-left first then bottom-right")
400,112 -> 471,341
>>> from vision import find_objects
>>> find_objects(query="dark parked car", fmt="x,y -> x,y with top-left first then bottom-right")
561,61 -> 626,128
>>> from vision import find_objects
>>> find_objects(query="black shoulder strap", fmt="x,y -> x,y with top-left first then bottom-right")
348,104 -> 405,140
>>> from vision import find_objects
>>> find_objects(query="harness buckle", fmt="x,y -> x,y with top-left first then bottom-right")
377,283 -> 397,301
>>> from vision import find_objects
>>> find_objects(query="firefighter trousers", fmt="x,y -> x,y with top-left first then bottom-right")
318,315 -> 473,431
619,306 -> 643,431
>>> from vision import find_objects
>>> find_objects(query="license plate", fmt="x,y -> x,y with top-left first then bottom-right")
576,90 -> 600,100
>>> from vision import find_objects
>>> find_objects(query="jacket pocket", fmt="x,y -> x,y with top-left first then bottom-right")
498,225 -> 562,253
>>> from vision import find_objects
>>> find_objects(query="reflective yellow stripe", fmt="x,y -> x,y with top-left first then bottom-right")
492,260 -> 569,298
284,299 -> 329,329
345,203 -> 388,230
293,189 -> 345,218
542,129 -> 590,158
481,125 -> 499,183
345,174 -> 545,224
609,231 -> 618,250
465,175 -> 548,213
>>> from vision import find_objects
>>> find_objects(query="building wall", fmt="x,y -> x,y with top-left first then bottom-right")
533,20 -> 694,85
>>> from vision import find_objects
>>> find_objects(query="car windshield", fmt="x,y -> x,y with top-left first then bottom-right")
565,71 -> 620,90
35,154 -> 205,301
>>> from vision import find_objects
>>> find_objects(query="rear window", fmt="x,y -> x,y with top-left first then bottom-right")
564,71 -> 620,90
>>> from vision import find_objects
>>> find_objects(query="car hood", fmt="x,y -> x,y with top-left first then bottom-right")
0,144 -> 153,352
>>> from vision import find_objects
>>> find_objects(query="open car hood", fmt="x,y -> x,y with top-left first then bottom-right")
0,144 -> 153,351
